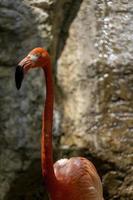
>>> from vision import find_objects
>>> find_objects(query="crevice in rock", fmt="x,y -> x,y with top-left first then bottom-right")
51,0 -> 83,67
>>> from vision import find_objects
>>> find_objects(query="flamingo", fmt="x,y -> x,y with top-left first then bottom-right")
15,47 -> 104,200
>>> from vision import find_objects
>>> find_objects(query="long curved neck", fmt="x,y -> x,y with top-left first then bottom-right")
41,61 -> 56,189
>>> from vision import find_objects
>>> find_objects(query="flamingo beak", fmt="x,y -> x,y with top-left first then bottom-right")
15,65 -> 24,90
15,55 -> 34,90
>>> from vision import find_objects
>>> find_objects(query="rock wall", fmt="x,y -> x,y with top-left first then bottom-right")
0,0 -> 132,200
56,1 -> 133,199
0,0 -> 53,199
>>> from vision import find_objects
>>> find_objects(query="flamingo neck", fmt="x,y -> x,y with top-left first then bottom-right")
41,62 -> 56,189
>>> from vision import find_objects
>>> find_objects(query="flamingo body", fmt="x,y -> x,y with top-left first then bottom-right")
15,47 -> 104,200
52,157 -> 103,200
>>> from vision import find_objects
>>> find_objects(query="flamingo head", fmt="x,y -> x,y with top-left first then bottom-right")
15,47 -> 50,90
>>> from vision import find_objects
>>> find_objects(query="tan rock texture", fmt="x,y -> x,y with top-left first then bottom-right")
0,0 -> 132,199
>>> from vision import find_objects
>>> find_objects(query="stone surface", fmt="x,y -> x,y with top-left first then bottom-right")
57,0 -> 133,199
0,0 -> 132,200
0,0 -> 53,199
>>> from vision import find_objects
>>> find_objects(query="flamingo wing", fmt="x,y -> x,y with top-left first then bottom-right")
53,157 -> 103,200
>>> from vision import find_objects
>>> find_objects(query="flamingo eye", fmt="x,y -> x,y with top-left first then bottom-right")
29,54 -> 40,62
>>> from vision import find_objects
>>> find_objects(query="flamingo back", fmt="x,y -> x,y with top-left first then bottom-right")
50,157 -> 104,200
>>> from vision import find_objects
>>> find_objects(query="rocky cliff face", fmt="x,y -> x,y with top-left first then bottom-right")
0,0 -> 132,200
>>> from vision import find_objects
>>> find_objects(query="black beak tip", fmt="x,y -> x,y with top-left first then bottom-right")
15,65 -> 24,90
